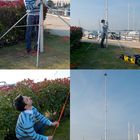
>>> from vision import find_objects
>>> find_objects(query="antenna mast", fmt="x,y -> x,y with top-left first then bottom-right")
104,73 -> 107,140
105,0 -> 108,22
133,6 -> 135,31
105,0 -> 108,47
128,3 -> 130,31
128,122 -> 130,140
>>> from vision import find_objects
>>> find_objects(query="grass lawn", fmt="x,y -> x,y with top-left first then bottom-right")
71,42 -> 140,69
0,31 -> 70,69
45,119 -> 70,140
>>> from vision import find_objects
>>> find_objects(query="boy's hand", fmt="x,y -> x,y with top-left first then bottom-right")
36,0 -> 40,6
48,136 -> 53,140
52,121 -> 59,127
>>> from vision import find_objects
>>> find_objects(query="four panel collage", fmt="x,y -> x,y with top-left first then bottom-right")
0,0 -> 140,140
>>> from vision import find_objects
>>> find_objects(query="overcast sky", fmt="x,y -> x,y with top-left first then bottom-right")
71,0 -> 140,31
52,0 -> 70,3
71,70 -> 140,140
0,70 -> 70,85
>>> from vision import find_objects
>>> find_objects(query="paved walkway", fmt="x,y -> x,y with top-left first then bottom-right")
44,14 -> 70,36
82,37 -> 140,49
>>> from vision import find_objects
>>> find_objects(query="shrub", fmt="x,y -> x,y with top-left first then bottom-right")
0,78 -> 70,140
0,6 -> 26,47
70,26 -> 83,50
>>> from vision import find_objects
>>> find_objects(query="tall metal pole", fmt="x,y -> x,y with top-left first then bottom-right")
138,134 -> 140,140
36,0 -> 44,67
133,125 -> 135,140
133,6 -> 135,31
105,0 -> 108,22
36,0 -> 43,67
104,73 -> 107,140
128,3 -> 130,31
128,122 -> 130,140
105,0 -> 108,48
40,0 -> 44,53
101,136 -> 103,140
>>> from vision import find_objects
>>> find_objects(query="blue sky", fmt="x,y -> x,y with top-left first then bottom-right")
71,0 -> 140,31
71,70 -> 140,140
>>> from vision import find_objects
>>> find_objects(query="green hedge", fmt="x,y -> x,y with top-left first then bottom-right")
0,78 -> 70,140
0,5 -> 47,47
70,26 -> 83,50
0,6 -> 26,47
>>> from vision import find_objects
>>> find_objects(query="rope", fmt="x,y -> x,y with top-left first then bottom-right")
108,28 -> 137,55
52,92 -> 70,137
108,28 -> 124,52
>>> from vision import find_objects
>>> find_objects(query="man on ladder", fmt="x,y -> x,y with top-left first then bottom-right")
100,19 -> 108,48
24,0 -> 42,53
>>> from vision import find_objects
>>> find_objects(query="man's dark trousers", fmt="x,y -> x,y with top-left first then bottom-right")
25,15 -> 39,52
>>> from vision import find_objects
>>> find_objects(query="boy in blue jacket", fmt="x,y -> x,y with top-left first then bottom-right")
14,95 -> 59,140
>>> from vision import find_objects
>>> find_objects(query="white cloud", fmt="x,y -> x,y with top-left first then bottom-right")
0,70 -> 70,84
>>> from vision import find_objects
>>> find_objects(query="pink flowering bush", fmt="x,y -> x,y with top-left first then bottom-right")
0,0 -> 23,7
